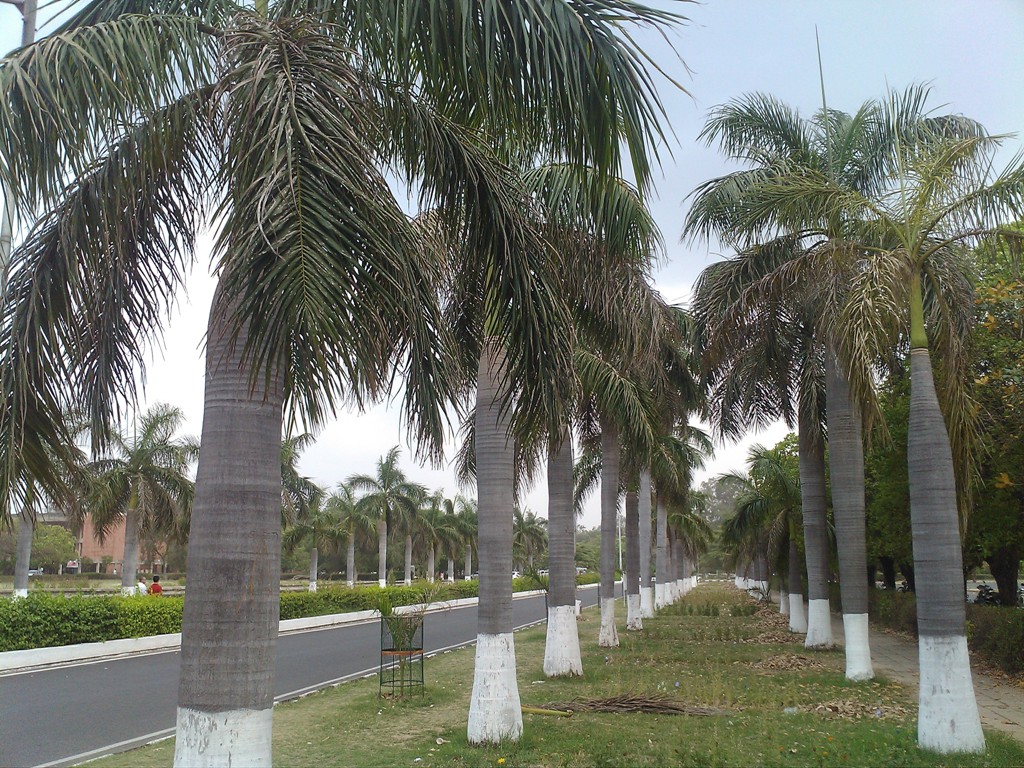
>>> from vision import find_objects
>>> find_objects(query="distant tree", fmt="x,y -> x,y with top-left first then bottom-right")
30,524 -> 78,573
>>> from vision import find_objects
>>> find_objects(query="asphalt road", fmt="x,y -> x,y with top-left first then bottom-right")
0,585 -> 601,768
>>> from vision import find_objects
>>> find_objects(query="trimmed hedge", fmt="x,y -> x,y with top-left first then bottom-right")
868,589 -> 1024,676
1,576 -> 586,652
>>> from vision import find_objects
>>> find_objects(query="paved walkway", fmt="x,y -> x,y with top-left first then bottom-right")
829,613 -> 1024,743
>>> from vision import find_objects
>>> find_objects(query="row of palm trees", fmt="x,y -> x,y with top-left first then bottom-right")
3,2 -> 1021,764
687,87 -> 1024,753
282,444 -> 482,589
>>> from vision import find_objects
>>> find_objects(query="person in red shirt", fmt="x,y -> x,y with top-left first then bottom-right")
148,574 -> 163,595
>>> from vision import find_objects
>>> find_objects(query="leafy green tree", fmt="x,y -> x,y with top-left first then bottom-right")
967,249 -> 1024,604
28,523 -> 77,573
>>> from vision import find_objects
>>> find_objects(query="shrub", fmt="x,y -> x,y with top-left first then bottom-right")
869,589 -> 1024,676
0,577 -> 551,651
966,604 -> 1024,676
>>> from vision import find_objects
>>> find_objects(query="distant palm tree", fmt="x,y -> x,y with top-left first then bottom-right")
349,447 -> 421,588
417,491 -> 457,583
282,488 -> 345,593
88,404 -> 197,594
326,483 -> 372,588
512,507 -> 546,571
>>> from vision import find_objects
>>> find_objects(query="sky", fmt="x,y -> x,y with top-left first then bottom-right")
1,1 -> 1023,528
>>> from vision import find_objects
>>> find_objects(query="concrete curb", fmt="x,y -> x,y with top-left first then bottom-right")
0,587 -> 561,674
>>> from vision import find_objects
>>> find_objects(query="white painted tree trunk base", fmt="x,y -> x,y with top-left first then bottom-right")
748,579 -> 768,595
378,579 -> 386,588
307,581 -> 318,592
804,599 -> 834,648
13,588 -> 27,599
789,592 -> 807,633
598,598 -> 619,647
467,633 -> 523,744
346,580 -> 354,588
121,585 -> 138,596
404,579 -> 412,586
625,594 -> 642,630
654,583 -> 667,609
734,576 -> 742,588
543,606 -> 583,677
842,613 -> 874,681
917,635 -> 985,753
692,576 -> 698,589
640,587 -> 654,618
779,590 -> 790,615
173,706 -> 273,767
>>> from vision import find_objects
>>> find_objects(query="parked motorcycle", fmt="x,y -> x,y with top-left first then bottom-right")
974,583 -> 1001,606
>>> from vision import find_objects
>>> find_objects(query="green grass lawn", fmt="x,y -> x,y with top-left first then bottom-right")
91,583 -> 1024,767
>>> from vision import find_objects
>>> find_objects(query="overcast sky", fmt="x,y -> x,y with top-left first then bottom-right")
2,1 -> 1022,527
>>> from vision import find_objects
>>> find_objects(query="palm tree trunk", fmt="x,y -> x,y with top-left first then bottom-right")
825,346 -> 873,680
12,511 -> 33,598
427,545 -> 435,583
544,427 -> 582,676
467,337 -> 522,743
798,408 -> 833,648
908,346 -> 984,752
624,489 -> 642,630
121,505 -> 141,595
404,533 -> 413,585
174,285 -> 284,768
308,547 -> 318,592
598,416 -> 620,648
671,531 -> 685,599
638,471 -> 654,617
377,520 -> 387,588
788,529 -> 807,633
447,556 -> 455,582
655,496 -> 669,608
464,546 -> 473,581
346,537 -> 355,588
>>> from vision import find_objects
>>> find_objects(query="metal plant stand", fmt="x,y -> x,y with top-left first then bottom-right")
379,614 -> 424,698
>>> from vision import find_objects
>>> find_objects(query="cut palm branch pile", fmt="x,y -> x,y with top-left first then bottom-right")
541,693 -> 725,716
801,699 -> 912,721
751,653 -> 829,673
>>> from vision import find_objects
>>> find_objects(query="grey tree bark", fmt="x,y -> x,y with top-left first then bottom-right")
447,556 -> 455,583
13,512 -> 33,596
464,546 -> 473,581
624,488 -> 641,629
377,520 -> 387,587
547,429 -> 576,609
825,346 -> 874,678
798,406 -> 833,647
655,496 -> 669,607
544,427 -> 583,676
404,533 -> 413,585
308,547 -> 318,591
908,348 -> 983,751
598,417 -> 620,647
467,336 -> 522,741
427,545 -> 436,583
120,506 -> 141,593
174,286 -> 284,767
638,471 -> 653,616
346,537 -> 355,587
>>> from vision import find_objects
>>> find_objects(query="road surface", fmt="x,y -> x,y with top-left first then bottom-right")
0,585 -> 602,768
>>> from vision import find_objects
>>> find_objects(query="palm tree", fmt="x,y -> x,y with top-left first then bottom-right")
772,118 -> 1024,753
0,0 -> 688,760
325,482 -> 371,587
451,496 -> 478,581
511,507 -> 546,571
417,491 -> 457,583
88,404 -> 196,594
282,487 -> 347,592
719,442 -> 802,608
348,447 -> 422,587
